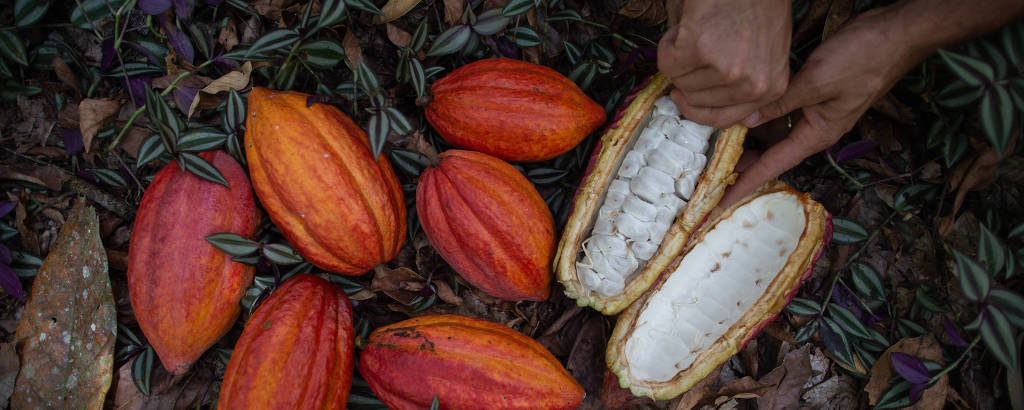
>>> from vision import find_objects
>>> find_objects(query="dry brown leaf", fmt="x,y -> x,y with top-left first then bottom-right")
443,0 -> 463,26
374,0 -> 423,24
793,0 -> 832,45
119,127 -> 151,159
0,342 -> 18,406
53,56 -> 81,96
871,92 -> 916,124
187,61 -> 253,118
343,29 -> 364,70
370,266 -> 424,305
113,361 -> 216,409
617,0 -> 667,26
386,23 -> 413,48
756,344 -> 813,410
671,365 -> 724,409
11,199 -> 116,409
432,279 -> 462,305
78,98 -> 122,153
218,19 -> 239,51
865,335 -> 947,408
939,138 -> 1014,235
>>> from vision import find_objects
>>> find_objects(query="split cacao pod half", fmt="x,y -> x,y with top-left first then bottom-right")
246,87 -> 406,274
425,58 -> 606,162
218,274 -> 354,409
417,149 -> 555,301
606,181 -> 831,400
359,314 -> 584,409
128,150 -> 258,374
554,73 -> 747,314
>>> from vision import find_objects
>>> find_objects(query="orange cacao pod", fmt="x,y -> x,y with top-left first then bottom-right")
360,314 -> 583,409
128,150 -> 257,374
417,150 -> 554,301
218,274 -> 354,409
425,58 -> 606,162
245,87 -> 406,274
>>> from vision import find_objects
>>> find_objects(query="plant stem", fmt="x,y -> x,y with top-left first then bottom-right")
826,150 -> 865,189
929,334 -> 982,383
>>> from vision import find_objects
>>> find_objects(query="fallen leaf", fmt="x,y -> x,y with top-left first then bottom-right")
370,265 -> 424,305
871,92 -> 916,124
374,0 -> 423,24
385,23 -> 413,48
0,342 -> 18,406
119,127 -> 152,159
187,61 -> 253,118
443,0 -> 463,26
939,138 -> 1015,235
602,369 -> 653,409
0,168 -> 55,191
802,373 -> 859,409
53,56 -> 81,96
113,359 -> 216,409
566,314 -> 606,402
432,279 -> 462,305
865,335 -> 947,409
757,344 -> 813,410
617,0 -> 666,26
671,365 -> 724,409
343,29 -> 364,70
78,98 -> 122,153
11,199 -> 116,409
218,19 -> 239,51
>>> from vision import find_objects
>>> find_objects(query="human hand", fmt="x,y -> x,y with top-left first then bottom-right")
657,0 -> 792,129
719,8 -> 927,206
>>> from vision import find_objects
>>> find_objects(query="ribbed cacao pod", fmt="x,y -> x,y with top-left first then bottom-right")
606,181 -> 831,400
360,314 -> 583,409
246,87 -> 406,275
425,58 -> 606,162
218,274 -> 354,409
417,150 -> 554,301
554,74 -> 748,314
128,150 -> 257,374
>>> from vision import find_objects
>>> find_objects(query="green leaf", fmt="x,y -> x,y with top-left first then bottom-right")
346,0 -> 383,15
91,169 -> 126,187
224,89 -> 246,133
356,60 -> 380,96
795,319 -> 819,343
874,380 -> 913,409
563,41 -> 582,65
390,149 -> 430,176
502,0 -> 534,16
0,81 -> 40,100
409,58 -> 426,98
937,49 -> 995,86
568,62 -> 597,90
821,316 -> 856,369
15,0 -> 50,27
936,79 -> 984,108
942,130 -> 968,168
829,304 -> 871,339
508,26 -> 542,48
313,0 -> 346,33
132,346 -> 155,396
384,107 -> 412,135
299,39 -> 346,69
548,9 -> 582,22
410,20 -> 429,52
831,217 -> 868,244
71,0 -> 124,30
427,25 -> 471,57
177,153 -> 230,188
145,87 -> 182,150
914,287 -> 949,313
472,9 -> 510,36
1000,21 -> 1024,66
786,297 -> 822,316
245,29 -> 300,57
327,275 -> 366,295
205,233 -> 260,257
980,306 -> 1019,369
0,30 -> 28,66
430,396 -> 440,410
262,243 -> 304,265
367,113 -> 389,160
978,222 -> 1006,274
177,128 -> 227,152
988,289 -> 1024,330
893,183 -> 935,212
1006,246 -> 1018,279
850,263 -> 885,299
106,62 -> 166,78
980,85 -> 1014,156
271,59 -> 299,90
952,249 -> 990,302
897,318 -> 928,338
1010,223 -> 1024,238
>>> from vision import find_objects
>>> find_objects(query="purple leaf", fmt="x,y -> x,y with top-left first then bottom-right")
0,201 -> 13,218
835,140 -> 878,163
173,86 -> 199,115
138,0 -> 172,15
943,316 -> 968,347
159,15 -> 194,63
204,0 -> 223,4
890,352 -> 930,384
126,42 -> 163,66
831,284 -> 863,319
909,383 -> 926,402
0,264 -> 23,299
76,169 -> 99,185
305,94 -> 333,107
124,76 -> 153,107
172,0 -> 196,19
61,129 -> 84,154
101,37 -> 116,71
0,243 -> 10,266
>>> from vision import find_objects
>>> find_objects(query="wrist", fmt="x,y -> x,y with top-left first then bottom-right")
878,0 -> 1024,58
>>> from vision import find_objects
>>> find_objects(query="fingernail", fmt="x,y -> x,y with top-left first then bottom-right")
742,112 -> 760,127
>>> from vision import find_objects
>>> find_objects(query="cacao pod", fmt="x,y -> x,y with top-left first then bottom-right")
425,58 -> 606,162
360,314 -> 583,409
417,150 -> 554,301
245,87 -> 406,275
218,274 -> 354,409
606,181 -> 831,400
128,150 -> 257,374
554,73 -> 748,314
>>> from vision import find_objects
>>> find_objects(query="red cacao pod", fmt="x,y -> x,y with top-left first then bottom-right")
417,150 -> 554,301
218,274 -> 354,409
425,58 -> 606,162
128,150 -> 257,374
245,87 -> 406,275
360,314 -> 583,409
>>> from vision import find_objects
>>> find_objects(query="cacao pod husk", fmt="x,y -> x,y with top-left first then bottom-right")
426,58 -> 606,162
128,150 -> 257,374
245,87 -> 406,275
360,314 -> 583,409
218,274 -> 354,409
417,149 -> 554,301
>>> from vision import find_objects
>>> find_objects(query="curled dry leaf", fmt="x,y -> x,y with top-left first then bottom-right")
865,334 -> 947,408
385,23 -> 413,48
11,199 -> 116,409
218,19 -> 239,51
443,0 -> 463,26
756,344 -> 813,410
343,30 -> 364,70
370,266 -> 424,305
78,98 -> 122,153
53,56 -> 81,96
374,0 -> 423,24
113,360 -> 216,409
187,61 -> 254,118
432,279 -> 462,305
617,0 -> 667,26
939,138 -> 1015,235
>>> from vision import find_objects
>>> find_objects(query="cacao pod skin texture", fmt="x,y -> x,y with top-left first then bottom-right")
218,274 -> 354,409
246,87 -> 405,275
360,314 -> 584,410
128,150 -> 257,375
417,150 -> 554,301
425,58 -> 606,162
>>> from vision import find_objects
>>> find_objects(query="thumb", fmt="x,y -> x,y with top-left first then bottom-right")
742,71 -> 821,128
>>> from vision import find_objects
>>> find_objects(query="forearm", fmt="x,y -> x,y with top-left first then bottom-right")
884,0 -> 1024,59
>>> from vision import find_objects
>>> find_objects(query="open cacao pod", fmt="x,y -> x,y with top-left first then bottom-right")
246,87 -> 406,275
128,150 -> 257,374
554,74 -> 747,314
417,149 -> 554,301
359,314 -> 583,409
606,181 -> 831,400
218,274 -> 354,409
425,58 -> 606,162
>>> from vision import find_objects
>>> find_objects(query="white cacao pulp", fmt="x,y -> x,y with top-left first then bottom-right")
575,96 -> 714,297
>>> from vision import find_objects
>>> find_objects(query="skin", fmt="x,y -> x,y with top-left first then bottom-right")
659,0 -> 1024,206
